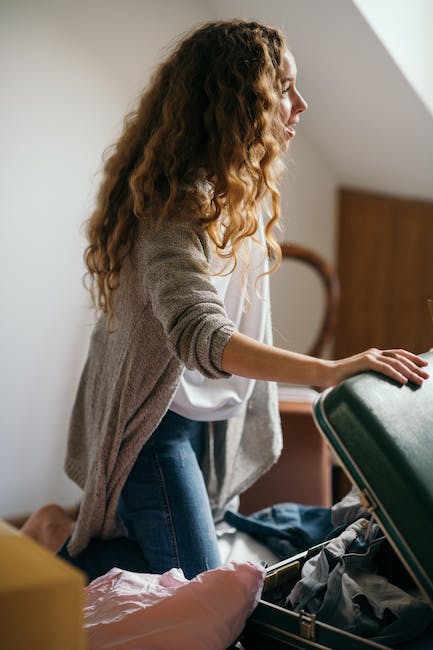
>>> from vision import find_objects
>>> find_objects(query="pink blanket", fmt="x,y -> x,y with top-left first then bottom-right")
84,561 -> 264,649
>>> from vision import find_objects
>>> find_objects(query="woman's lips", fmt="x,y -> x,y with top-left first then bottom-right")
285,126 -> 296,139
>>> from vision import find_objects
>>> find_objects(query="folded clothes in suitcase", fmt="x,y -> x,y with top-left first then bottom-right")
242,349 -> 433,650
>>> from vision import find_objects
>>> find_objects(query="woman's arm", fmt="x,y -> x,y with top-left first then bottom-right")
221,331 -> 429,388
137,220 -> 236,378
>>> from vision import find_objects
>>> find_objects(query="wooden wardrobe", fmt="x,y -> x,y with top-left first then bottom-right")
334,188 -> 433,357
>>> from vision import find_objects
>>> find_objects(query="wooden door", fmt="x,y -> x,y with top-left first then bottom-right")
334,189 -> 433,357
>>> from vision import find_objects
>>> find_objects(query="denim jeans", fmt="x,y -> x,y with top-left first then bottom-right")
224,503 -> 334,560
58,410 -> 221,582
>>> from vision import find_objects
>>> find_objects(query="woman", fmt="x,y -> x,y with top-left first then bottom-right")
58,20 -> 428,582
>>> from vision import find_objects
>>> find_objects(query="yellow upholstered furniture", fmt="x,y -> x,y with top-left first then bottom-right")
0,518 -> 85,650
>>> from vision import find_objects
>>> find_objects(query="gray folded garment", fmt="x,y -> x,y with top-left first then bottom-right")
330,485 -> 369,527
287,518 -> 433,647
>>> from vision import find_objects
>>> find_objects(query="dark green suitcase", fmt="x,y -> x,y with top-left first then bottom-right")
242,350 -> 433,649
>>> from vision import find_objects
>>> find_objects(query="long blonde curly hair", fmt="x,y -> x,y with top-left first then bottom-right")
84,19 -> 288,320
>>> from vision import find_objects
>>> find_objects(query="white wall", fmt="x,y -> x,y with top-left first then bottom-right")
0,0 -> 212,519
0,0 -> 337,518
271,132 -> 338,356
354,0 -> 433,116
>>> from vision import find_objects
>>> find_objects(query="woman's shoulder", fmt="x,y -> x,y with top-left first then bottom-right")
135,215 -> 212,260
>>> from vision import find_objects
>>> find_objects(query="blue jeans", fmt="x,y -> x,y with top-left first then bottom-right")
58,410 -> 221,582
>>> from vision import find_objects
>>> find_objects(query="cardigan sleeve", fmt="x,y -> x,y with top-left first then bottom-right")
136,220 -> 237,378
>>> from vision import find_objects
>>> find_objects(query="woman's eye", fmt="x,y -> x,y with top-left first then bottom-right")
282,86 -> 290,95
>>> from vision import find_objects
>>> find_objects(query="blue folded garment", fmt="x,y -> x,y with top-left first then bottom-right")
224,502 -> 335,559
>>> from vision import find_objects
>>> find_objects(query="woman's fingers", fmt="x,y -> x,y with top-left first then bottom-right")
333,348 -> 429,386
377,349 -> 429,385
382,348 -> 429,367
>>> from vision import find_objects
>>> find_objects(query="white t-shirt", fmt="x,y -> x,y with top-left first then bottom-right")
170,218 -> 270,421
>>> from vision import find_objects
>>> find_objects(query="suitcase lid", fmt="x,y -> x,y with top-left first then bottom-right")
313,349 -> 433,606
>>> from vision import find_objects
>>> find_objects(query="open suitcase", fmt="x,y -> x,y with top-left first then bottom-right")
242,349 -> 433,649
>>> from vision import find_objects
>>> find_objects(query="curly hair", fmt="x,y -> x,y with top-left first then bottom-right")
84,19 -> 288,320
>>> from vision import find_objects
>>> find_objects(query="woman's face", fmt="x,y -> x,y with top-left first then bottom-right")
278,50 -> 308,151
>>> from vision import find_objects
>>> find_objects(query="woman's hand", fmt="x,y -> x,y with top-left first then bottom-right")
322,348 -> 429,388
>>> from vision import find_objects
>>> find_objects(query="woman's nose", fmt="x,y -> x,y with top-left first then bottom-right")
295,91 -> 308,114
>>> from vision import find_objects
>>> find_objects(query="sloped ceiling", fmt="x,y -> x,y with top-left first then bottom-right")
207,0 -> 433,201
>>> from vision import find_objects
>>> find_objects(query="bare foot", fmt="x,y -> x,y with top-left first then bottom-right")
21,503 -> 75,553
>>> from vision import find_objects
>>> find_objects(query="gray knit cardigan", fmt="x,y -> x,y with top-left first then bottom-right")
65,218 -> 282,556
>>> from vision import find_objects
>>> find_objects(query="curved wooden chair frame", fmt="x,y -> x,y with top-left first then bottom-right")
280,242 -> 340,358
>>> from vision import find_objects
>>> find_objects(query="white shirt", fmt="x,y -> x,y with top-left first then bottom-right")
170,217 -> 270,421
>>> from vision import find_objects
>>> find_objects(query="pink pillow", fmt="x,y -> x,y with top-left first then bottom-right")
84,561 -> 264,649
